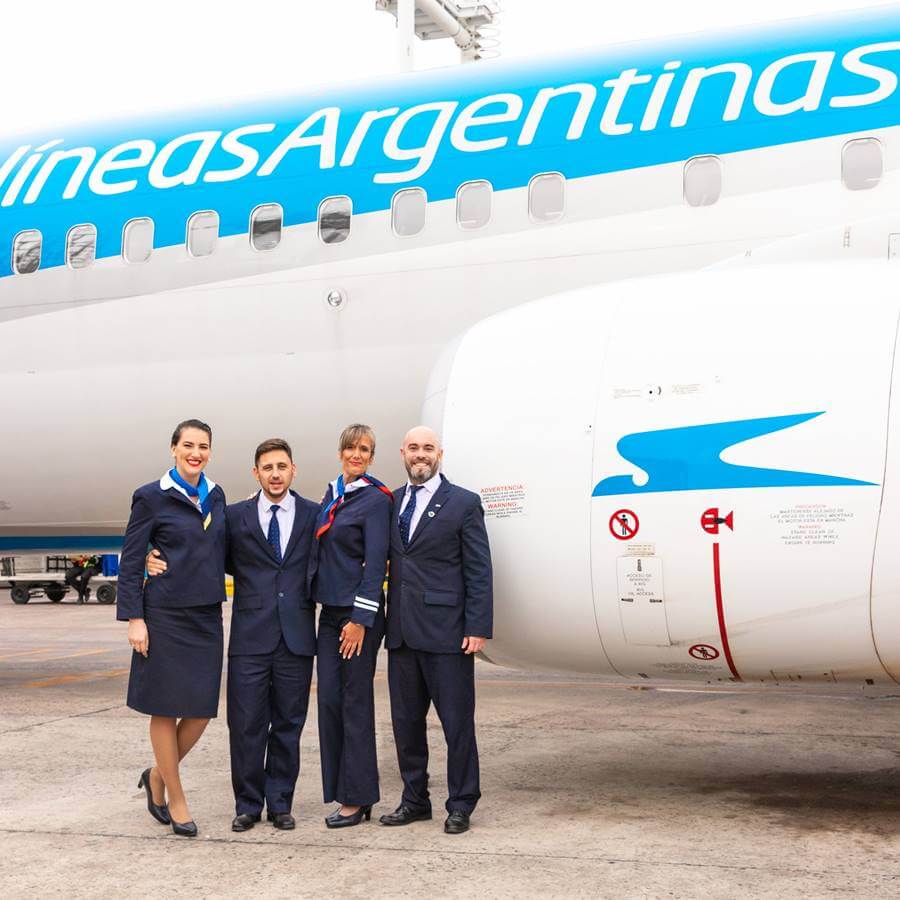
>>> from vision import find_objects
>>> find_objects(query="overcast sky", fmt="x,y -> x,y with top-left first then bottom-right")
2,0 -> 892,135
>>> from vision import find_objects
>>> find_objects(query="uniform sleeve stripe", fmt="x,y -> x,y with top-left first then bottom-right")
354,597 -> 379,610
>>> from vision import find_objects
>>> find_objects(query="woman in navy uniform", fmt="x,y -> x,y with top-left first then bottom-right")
313,423 -> 392,828
117,419 -> 227,837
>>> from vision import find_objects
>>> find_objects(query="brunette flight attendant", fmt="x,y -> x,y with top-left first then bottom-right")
313,423 -> 392,828
117,419 -> 227,837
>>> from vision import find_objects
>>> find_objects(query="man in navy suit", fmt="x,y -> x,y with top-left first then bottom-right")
379,426 -> 493,835
148,438 -> 319,832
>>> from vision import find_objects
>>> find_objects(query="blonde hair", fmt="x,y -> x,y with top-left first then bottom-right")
339,423 -> 376,454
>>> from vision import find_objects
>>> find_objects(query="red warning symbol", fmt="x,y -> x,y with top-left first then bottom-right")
689,644 -> 720,661
609,509 -> 639,541
701,508 -> 734,535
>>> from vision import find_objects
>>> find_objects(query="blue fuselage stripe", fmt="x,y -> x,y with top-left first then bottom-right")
2,7 -> 900,276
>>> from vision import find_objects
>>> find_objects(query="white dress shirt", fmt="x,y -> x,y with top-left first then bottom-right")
257,490 -> 295,558
398,471 -> 442,540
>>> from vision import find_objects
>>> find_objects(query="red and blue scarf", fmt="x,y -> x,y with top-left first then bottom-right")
316,473 -> 393,539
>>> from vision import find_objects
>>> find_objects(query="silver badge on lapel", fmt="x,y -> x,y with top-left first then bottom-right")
428,511 -> 436,517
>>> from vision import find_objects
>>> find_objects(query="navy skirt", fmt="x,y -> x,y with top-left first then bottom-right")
127,604 -> 224,718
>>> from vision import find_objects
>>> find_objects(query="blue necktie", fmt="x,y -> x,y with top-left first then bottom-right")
267,504 -> 282,563
399,486 -> 422,549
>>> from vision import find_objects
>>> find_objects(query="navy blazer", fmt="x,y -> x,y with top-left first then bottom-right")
311,482 -> 391,628
225,491 -> 319,657
385,475 -> 493,654
117,477 -> 227,621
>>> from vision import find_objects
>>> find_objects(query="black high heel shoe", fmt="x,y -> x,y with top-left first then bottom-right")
325,805 -> 372,829
171,819 -> 198,837
138,768 -> 170,825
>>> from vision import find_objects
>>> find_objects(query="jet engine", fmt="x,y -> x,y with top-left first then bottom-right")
425,262 -> 900,684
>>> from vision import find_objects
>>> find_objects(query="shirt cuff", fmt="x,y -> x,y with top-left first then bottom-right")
351,595 -> 379,628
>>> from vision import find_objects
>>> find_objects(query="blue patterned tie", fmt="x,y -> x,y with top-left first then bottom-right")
399,486 -> 422,549
267,504 -> 282,563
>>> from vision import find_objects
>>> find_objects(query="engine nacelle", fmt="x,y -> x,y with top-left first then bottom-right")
426,263 -> 900,684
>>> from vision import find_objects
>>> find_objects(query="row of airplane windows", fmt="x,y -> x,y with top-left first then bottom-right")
7,140 -> 885,276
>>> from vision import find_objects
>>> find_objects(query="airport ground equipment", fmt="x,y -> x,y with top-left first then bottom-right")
3,563 -> 117,605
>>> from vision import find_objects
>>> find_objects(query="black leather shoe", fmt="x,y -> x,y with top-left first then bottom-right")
137,767 -> 170,825
444,811 -> 470,834
379,804 -> 432,826
171,819 -> 198,837
232,813 -> 261,832
324,805 -> 372,829
267,811 -> 295,830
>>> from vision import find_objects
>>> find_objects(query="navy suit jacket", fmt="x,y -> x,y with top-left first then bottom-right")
225,491 -> 319,657
117,479 -> 227,621
311,483 -> 392,628
385,475 -> 493,654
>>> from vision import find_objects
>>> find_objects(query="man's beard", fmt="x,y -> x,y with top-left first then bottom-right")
405,460 -> 437,485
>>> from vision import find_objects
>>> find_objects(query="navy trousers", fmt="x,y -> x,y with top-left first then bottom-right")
387,645 -> 481,815
316,604 -> 384,806
227,638 -> 313,816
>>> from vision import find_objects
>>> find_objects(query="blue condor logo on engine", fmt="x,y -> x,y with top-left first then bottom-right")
1,8 -> 900,275
593,412 -> 878,497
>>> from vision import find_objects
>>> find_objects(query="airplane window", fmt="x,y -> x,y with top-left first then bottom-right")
457,180 -> 492,230
529,173 -> 565,223
122,218 -> 154,264
250,203 -> 283,251
392,188 -> 427,237
66,224 -> 97,270
684,156 -> 722,208
318,196 -> 352,245
186,210 -> 219,258
12,230 -> 41,275
842,138 -> 883,192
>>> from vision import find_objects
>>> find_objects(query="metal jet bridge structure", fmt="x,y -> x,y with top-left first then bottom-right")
376,0 -> 502,67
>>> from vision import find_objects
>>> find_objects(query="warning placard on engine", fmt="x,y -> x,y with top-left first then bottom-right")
771,503 -> 855,547
617,557 -> 665,604
480,484 -> 526,519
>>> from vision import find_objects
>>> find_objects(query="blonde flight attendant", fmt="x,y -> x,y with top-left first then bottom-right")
312,424 -> 392,828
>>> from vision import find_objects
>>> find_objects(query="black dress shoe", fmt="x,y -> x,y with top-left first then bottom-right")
444,811 -> 470,834
171,819 -> 198,837
267,812 -> 295,830
137,768 -> 170,825
379,804 -> 432,826
232,813 -> 261,832
324,805 -> 372,829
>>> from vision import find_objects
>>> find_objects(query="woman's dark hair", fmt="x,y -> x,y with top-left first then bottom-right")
171,419 -> 212,447
254,438 -> 293,466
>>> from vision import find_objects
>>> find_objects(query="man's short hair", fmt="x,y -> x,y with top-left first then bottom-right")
339,423 -> 376,454
171,419 -> 212,446
254,438 -> 293,466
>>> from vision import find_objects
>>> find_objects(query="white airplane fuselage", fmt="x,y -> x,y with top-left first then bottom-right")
3,7 -> 900,683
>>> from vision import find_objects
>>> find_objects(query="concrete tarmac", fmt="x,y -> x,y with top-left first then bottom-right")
1,590 -> 898,899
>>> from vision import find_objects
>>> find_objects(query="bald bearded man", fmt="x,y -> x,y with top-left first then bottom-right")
380,426 -> 493,835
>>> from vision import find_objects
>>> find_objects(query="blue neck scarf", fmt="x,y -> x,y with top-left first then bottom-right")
169,467 -> 211,515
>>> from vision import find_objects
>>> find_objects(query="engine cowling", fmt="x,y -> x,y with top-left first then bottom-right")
425,262 -> 900,684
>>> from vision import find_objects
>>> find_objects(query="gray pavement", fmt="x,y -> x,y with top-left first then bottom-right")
1,589 -> 898,899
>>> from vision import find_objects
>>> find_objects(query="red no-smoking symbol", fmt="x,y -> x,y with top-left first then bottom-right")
689,644 -> 720,661
609,509 -> 639,541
